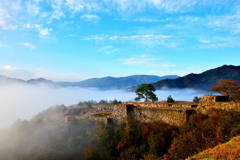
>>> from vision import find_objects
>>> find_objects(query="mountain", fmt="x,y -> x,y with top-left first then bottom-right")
0,75 -> 25,86
58,75 -> 180,90
0,75 -> 60,88
151,65 -> 240,90
0,74 -> 179,90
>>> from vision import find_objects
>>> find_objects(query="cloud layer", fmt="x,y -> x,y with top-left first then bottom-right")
0,82 -> 210,129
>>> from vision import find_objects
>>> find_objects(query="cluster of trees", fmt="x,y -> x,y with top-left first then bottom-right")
78,99 -> 122,107
134,79 -> 240,103
1,107 -> 240,160
193,96 -> 201,103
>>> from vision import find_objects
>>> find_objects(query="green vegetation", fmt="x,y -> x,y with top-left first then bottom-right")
167,95 -> 174,103
78,99 -> 122,106
193,96 -> 201,103
134,84 -> 158,102
1,105 -> 240,159
87,101 -> 92,108
112,99 -> 122,105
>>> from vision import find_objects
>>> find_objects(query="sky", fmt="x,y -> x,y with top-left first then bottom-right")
0,0 -> 240,82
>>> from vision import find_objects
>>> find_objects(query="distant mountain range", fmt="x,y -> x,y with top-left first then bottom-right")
0,74 -> 179,90
151,65 -> 240,90
0,76 -> 60,88
57,75 -> 179,90
1,65 -> 239,91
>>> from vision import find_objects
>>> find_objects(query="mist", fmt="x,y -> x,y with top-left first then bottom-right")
0,83 -> 210,129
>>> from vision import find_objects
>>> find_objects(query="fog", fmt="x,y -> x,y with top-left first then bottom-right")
0,83 -> 210,129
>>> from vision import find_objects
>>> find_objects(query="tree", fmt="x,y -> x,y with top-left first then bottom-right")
134,84 -> 158,102
167,95 -> 174,103
112,99 -> 122,105
193,96 -> 201,103
209,79 -> 240,101
87,101 -> 92,108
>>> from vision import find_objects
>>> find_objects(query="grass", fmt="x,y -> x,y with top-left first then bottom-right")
187,136 -> 240,160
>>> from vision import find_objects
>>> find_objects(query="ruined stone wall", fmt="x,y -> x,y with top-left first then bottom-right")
122,101 -> 197,108
111,103 -> 194,126
129,107 -> 188,126
111,104 -> 127,124
197,95 -> 240,114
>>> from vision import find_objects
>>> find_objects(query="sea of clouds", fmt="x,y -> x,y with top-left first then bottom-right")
0,83 -> 210,129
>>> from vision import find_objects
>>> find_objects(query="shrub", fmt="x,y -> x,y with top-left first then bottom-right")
167,95 -> 174,103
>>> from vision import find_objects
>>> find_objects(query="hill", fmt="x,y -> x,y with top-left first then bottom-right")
187,136 -> 240,159
152,65 -> 240,90
0,75 -> 60,88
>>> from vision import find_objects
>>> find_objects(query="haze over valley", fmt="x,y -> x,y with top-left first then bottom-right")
2,64 -> 240,128
1,1 -> 240,159
0,80 -> 208,129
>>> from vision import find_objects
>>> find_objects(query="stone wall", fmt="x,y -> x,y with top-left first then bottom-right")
111,103 -> 196,126
122,101 -> 197,108
111,104 -> 128,124
129,107 -> 192,126
197,95 -> 240,114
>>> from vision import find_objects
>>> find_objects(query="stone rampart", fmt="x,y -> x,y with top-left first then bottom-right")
112,102 -> 196,126
129,107 -> 194,126
197,95 -> 240,114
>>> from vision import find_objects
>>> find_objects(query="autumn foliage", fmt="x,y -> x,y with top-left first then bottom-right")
209,78 -> 240,101
2,100 -> 240,159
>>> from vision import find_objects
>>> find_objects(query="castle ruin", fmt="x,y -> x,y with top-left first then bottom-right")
111,95 -> 240,126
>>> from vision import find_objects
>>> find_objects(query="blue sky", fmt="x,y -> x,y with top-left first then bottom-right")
0,0 -> 240,81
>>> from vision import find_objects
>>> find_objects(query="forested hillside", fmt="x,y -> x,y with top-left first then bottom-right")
152,65 -> 240,90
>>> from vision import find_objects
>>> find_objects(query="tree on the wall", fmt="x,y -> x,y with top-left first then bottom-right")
134,84 -> 158,102
167,95 -> 174,103
209,79 -> 240,101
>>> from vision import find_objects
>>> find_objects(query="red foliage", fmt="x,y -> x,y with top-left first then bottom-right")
118,140 -> 124,148
142,124 -> 151,143
84,145 -> 100,160
209,79 -> 240,101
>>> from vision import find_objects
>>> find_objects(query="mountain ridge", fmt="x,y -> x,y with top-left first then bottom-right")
151,65 -> 240,90
57,75 -> 180,89
0,74 -> 179,90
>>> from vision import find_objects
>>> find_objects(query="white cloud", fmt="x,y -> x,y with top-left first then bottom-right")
199,39 -> 210,43
85,34 -> 175,47
0,42 -> 7,48
50,10 -> 65,20
0,10 -> 17,30
20,42 -> 36,49
206,11 -> 240,35
65,0 -> 100,13
0,65 -> 89,81
34,24 -> 42,28
108,34 -> 176,47
133,17 -> 159,22
26,1 -> 40,15
99,46 -> 119,54
198,43 -> 230,48
84,34 -> 108,41
40,11 -> 49,18
80,14 -> 100,22
109,34 -> 172,40
104,0 -> 200,13
34,71 -> 88,81
26,23 -> 31,28
0,65 -> 35,78
2,65 -> 18,70
39,28 -> 52,35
